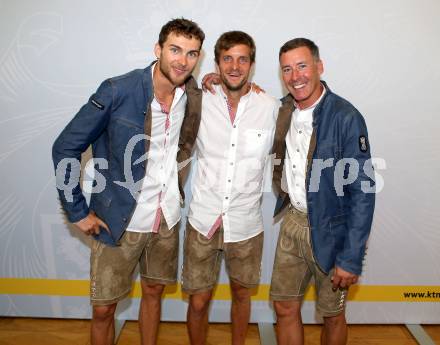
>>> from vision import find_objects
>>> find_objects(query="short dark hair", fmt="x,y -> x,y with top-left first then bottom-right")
279,38 -> 320,61
158,18 -> 205,48
214,31 -> 256,64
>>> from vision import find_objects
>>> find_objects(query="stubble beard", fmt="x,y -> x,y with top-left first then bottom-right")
159,60 -> 189,87
221,74 -> 248,92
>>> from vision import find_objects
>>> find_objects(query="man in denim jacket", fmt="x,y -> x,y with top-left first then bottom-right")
52,19 -> 204,345
270,38 -> 375,345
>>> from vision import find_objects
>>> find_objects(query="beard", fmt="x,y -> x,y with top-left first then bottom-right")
158,60 -> 189,87
220,73 -> 248,92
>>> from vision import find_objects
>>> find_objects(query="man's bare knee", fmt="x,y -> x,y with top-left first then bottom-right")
273,300 -> 301,319
93,303 -> 117,322
323,312 -> 346,329
189,292 -> 212,315
231,281 -> 251,304
141,281 -> 165,299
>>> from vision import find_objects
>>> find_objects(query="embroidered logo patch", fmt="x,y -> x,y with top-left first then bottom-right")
91,99 -> 104,110
359,135 -> 368,152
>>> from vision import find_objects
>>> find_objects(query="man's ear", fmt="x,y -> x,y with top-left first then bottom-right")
215,63 -> 220,74
154,43 -> 161,60
317,59 -> 324,76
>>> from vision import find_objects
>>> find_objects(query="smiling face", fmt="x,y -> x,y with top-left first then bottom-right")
217,44 -> 253,92
280,46 -> 324,109
154,32 -> 201,87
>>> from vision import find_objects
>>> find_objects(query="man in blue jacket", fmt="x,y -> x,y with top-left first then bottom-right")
52,18 -> 204,345
270,38 -> 375,344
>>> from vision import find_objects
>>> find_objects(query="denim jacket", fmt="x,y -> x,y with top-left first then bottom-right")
272,81 -> 375,275
52,63 -> 202,246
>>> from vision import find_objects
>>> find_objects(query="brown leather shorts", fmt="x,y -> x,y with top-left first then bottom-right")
270,207 -> 347,317
181,221 -> 264,294
90,218 -> 179,305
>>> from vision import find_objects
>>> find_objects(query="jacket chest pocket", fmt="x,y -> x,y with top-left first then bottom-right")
244,129 -> 271,159
109,117 -> 145,161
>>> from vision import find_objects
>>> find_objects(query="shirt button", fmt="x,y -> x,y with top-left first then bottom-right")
258,133 -> 261,137
296,202 -> 300,205
230,162 -> 234,166
296,149 -> 300,153
222,212 -> 226,216
233,125 -> 236,128
299,130 -> 302,134
123,217 -> 127,222
163,184 -> 166,187
232,144 -> 235,147
228,179 -> 231,183
292,164 -> 296,169
225,197 -> 229,200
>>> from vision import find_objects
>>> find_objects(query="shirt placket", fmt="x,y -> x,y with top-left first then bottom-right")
294,119 -> 303,209
206,97 -> 239,240
290,113 -> 302,210
152,101 -> 171,233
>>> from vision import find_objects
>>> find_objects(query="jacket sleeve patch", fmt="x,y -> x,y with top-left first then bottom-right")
91,99 -> 105,110
359,135 -> 368,152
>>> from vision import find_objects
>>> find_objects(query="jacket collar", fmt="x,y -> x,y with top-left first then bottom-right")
142,62 -> 155,107
184,75 -> 200,97
311,80 -> 332,127
277,93 -> 295,142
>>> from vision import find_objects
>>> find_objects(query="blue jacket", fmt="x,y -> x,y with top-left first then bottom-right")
52,63 -> 202,246
272,81 -> 375,275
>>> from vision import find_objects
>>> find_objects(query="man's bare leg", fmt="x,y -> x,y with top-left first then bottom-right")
273,300 -> 304,345
230,281 -> 251,345
321,312 -> 347,345
139,279 -> 165,345
91,303 -> 117,345
187,290 -> 213,345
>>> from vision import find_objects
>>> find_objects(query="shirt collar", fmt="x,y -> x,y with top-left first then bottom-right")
216,83 -> 252,102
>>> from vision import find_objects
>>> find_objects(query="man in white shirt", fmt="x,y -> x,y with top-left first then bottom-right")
270,38 -> 375,345
53,19 -> 204,345
181,31 -> 279,345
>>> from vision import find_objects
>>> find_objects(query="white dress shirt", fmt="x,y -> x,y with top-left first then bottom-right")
188,84 -> 279,242
126,64 -> 186,233
285,87 -> 325,212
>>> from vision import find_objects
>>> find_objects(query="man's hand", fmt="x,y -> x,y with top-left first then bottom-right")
331,266 -> 359,291
201,73 -> 221,93
250,82 -> 265,94
74,212 -> 110,236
